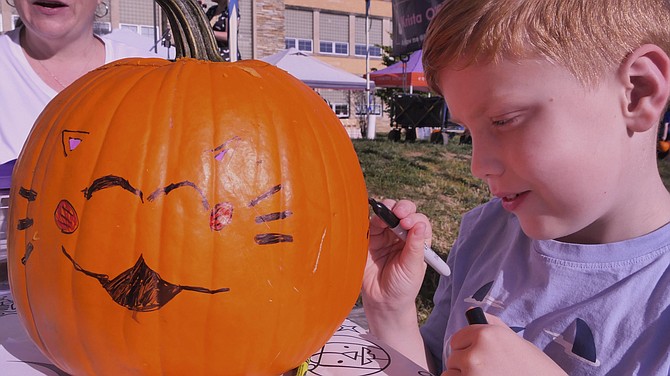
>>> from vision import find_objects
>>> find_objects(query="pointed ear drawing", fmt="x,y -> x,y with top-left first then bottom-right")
61,130 -> 90,157
211,136 -> 241,162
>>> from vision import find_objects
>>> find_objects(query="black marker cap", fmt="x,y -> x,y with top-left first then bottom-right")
465,307 -> 488,325
368,198 -> 400,228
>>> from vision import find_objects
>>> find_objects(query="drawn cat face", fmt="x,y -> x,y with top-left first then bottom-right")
15,131 -> 298,311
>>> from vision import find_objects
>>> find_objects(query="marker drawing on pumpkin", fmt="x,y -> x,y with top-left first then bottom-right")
54,199 -> 78,234
210,202 -> 234,231
16,218 -> 33,230
247,184 -> 294,244
20,243 -> 34,265
254,210 -> 293,223
211,136 -> 241,161
254,233 -> 293,245
16,187 -> 37,232
19,187 -> 37,201
248,184 -> 282,207
60,129 -> 89,157
61,246 -> 230,311
147,181 -> 210,210
82,175 -> 143,202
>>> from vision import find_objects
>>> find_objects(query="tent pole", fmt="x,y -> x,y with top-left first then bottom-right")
365,0 -> 375,139
228,0 -> 239,62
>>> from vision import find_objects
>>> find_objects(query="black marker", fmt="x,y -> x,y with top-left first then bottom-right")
368,198 -> 451,276
465,307 -> 488,325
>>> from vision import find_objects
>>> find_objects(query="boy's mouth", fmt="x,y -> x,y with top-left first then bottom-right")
502,193 -> 520,202
499,191 -> 528,212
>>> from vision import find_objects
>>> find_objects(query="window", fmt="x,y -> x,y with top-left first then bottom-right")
119,0 -> 157,26
355,103 -> 382,116
119,24 -> 158,40
319,89 -> 351,119
332,104 -> 350,118
320,41 -> 332,54
285,9 -> 314,53
334,43 -> 348,54
285,38 -> 313,53
320,13 -> 349,55
120,24 -> 139,33
140,26 -> 157,39
354,17 -> 383,58
354,44 -> 382,57
320,41 -> 349,56
298,39 -> 313,52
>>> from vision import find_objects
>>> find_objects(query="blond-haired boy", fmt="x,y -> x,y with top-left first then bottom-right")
362,0 -> 670,374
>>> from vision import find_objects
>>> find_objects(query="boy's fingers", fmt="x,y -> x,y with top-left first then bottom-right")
403,221 -> 429,266
484,312 -> 506,327
388,199 -> 416,219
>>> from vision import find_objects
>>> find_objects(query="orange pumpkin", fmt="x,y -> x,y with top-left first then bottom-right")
7,0 -> 368,374
658,140 -> 670,153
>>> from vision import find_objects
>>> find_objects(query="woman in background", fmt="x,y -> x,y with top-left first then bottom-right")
0,0 -> 159,164
205,0 -> 241,62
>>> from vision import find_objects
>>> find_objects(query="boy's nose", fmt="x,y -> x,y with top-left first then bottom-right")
469,137 -> 504,180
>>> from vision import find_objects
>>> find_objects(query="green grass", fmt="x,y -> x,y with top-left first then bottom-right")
660,157 -> 670,187
354,136 -> 490,253
353,135 -> 491,322
354,134 -> 670,322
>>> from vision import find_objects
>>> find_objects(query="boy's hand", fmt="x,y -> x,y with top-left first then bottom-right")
361,199 -> 435,372
443,313 -> 567,376
362,199 -> 430,311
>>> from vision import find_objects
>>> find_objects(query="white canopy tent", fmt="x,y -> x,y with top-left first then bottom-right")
104,28 -> 176,60
261,48 -> 373,90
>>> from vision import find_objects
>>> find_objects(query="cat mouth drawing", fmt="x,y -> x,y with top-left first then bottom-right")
50,174 -> 230,312
61,246 -> 230,312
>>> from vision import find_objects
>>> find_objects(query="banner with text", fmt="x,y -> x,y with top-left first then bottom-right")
392,0 -> 445,56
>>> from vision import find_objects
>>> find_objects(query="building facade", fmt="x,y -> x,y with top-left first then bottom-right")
1,0 -> 393,132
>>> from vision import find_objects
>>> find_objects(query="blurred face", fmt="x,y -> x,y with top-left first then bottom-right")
439,58 -> 630,242
15,0 -> 99,41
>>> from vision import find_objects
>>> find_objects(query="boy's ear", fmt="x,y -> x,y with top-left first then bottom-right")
620,44 -> 670,133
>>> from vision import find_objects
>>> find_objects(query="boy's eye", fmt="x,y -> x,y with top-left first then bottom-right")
491,117 -> 516,127
490,109 -> 527,127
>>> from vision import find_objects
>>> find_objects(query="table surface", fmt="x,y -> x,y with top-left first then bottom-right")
0,291 -> 431,376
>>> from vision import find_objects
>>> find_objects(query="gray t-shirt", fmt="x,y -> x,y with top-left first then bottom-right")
421,198 -> 670,375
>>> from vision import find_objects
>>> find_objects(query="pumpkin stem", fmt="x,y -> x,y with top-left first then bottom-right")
154,0 -> 225,62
